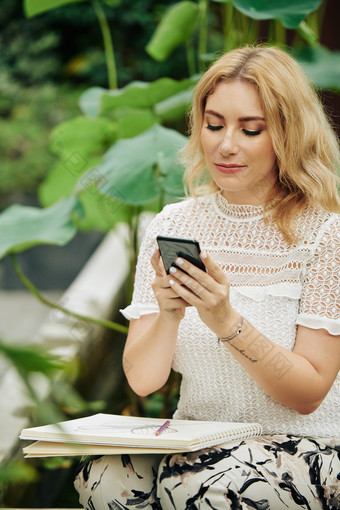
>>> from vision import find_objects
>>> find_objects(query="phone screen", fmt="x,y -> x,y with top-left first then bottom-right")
156,236 -> 206,274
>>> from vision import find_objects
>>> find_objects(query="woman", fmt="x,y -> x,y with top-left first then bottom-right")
75,46 -> 340,509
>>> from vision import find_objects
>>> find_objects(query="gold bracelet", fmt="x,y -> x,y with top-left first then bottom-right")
218,316 -> 244,343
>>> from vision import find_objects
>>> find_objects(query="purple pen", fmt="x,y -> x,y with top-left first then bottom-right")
155,420 -> 170,436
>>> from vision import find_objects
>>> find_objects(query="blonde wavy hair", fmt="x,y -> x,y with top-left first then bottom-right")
183,45 -> 340,243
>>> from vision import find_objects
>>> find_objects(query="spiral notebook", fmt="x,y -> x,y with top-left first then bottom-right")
20,413 -> 262,457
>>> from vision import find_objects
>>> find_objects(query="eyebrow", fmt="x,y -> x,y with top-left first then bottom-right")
204,110 -> 265,122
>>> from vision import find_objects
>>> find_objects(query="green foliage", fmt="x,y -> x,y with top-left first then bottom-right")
0,84 -> 84,209
88,124 -> 187,205
212,0 -> 322,28
295,45 -> 340,92
146,1 -> 200,61
24,0 -> 86,18
99,77 -> 197,114
0,197 -> 82,259
0,337 -> 104,491
0,342 -> 66,375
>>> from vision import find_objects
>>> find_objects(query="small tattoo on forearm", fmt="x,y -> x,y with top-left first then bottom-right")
229,341 -> 258,363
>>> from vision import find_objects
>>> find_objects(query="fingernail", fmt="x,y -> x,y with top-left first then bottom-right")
176,258 -> 184,265
170,266 -> 177,274
201,251 -> 207,259
169,279 -> 175,285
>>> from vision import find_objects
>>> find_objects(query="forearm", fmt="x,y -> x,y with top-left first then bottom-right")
123,313 -> 180,397
218,317 -> 324,414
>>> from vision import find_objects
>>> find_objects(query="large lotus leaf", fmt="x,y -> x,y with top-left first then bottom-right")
155,88 -> 194,122
158,152 -> 186,198
49,116 -> 117,157
39,156 -> 101,205
295,45 -> 340,92
100,77 -> 196,114
212,0 -> 322,28
40,116 -> 117,207
114,107 -> 157,139
146,1 -> 200,61
82,125 -> 187,205
24,0 -> 85,17
40,159 -> 129,231
0,196 -> 82,259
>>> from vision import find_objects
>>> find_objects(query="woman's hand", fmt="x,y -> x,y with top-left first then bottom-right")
150,249 -> 190,322
167,253 -> 239,336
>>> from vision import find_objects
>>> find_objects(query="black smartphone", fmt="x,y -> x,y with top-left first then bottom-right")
156,235 -> 206,274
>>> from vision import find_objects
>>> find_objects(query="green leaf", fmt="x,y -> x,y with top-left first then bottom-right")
39,156 -> 100,206
76,185 -> 131,231
24,0 -> 86,18
212,0 -> 322,28
295,45 -> 340,92
100,77 -> 196,113
114,107 -> 157,139
146,1 -> 200,61
39,116 -> 116,207
81,125 -> 187,205
79,87 -> 108,119
0,196 -> 82,259
49,115 -> 117,157
155,88 -> 194,122
0,341 -> 65,375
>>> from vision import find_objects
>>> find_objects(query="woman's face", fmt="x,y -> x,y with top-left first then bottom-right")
200,79 -> 278,205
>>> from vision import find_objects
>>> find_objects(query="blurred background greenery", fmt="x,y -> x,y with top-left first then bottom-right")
0,0 -> 339,506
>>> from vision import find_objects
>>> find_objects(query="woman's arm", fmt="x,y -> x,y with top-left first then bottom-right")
123,250 -> 188,396
168,253 -> 340,414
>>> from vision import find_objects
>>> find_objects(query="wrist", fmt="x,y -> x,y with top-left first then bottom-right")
159,309 -> 184,325
216,310 -> 242,339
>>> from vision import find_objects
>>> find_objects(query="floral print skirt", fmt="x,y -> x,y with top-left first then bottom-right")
74,435 -> 340,510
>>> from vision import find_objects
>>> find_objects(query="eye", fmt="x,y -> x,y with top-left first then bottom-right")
206,124 -> 223,131
243,129 -> 262,136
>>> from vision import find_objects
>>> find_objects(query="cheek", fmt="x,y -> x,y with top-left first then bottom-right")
200,132 -> 216,158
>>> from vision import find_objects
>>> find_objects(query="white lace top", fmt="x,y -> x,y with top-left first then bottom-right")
121,193 -> 340,437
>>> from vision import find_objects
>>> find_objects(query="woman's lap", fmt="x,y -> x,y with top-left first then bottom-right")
74,435 -> 340,510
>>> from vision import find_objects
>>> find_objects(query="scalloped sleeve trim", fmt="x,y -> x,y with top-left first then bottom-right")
232,282 -> 302,302
120,303 -> 159,320
296,313 -> 340,335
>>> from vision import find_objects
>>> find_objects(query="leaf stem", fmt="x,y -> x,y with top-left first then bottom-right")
92,0 -> 118,89
10,254 -> 128,335
224,3 -> 235,51
198,0 -> 209,71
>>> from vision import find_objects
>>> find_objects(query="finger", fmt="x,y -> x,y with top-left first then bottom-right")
169,266 -> 206,296
171,257 -> 217,293
151,249 -> 166,277
200,252 -> 228,285
169,277 -> 198,307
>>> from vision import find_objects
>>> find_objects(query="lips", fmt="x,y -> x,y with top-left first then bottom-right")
214,163 -> 246,174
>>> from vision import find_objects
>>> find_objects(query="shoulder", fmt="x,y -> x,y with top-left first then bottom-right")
295,208 -> 340,248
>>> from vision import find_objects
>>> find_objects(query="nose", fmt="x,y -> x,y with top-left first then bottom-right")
218,132 -> 239,156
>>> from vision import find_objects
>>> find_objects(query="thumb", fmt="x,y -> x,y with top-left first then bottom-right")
151,248 -> 167,277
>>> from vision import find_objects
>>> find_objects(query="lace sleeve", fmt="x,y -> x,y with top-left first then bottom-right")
120,207 -> 175,320
297,215 -> 340,335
